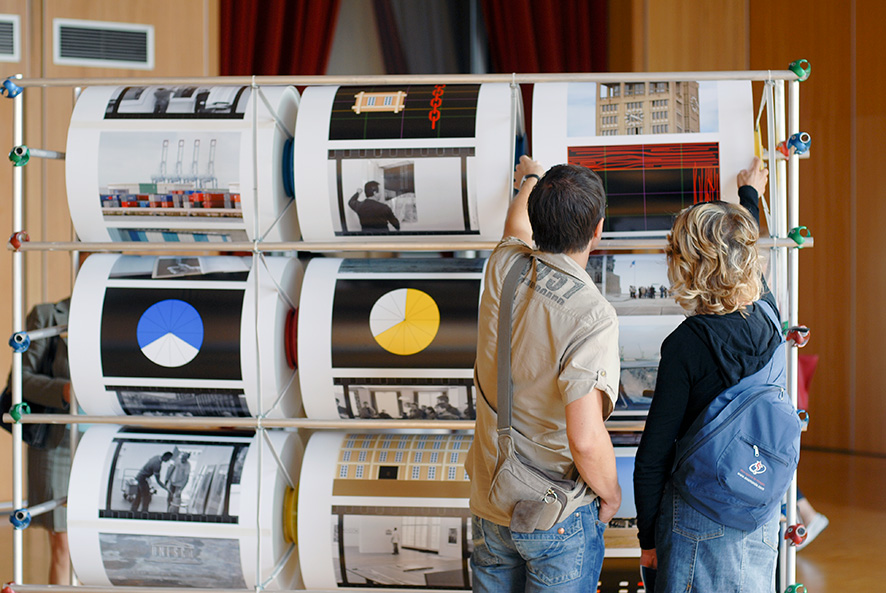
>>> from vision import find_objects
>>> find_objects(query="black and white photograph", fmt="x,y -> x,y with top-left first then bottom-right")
105,86 -> 251,119
586,253 -> 682,315
101,438 -> 247,522
152,257 -> 204,278
108,254 -> 250,281
99,534 -> 247,588
335,155 -> 472,235
615,364 -> 658,414
113,387 -> 250,417
333,512 -> 472,589
335,381 -> 475,421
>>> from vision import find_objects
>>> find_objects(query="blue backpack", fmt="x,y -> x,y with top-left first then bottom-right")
671,300 -> 802,531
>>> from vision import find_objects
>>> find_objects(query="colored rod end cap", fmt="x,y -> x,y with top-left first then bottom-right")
285,308 -> 298,370
282,485 -> 297,545
1,78 -> 23,98
9,402 -> 30,423
9,509 -> 30,530
788,226 -> 811,247
8,332 -> 30,353
8,231 -> 29,250
786,325 -> 810,347
789,59 -> 811,81
784,584 -> 806,593
797,409 -> 810,427
3,582 -> 17,593
784,524 -> 808,546
8,146 -> 29,166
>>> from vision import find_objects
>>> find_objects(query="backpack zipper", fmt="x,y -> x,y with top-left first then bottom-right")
675,385 -> 773,469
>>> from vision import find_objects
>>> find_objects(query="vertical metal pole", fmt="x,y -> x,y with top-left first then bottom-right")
11,75 -> 25,585
763,80 -> 790,589
775,82 -> 789,315
785,77 -> 801,588
763,81 -> 779,292
251,78 -> 264,590
70,85 -> 82,587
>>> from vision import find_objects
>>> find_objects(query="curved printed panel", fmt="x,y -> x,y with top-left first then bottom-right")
68,426 -> 303,589
298,431 -> 473,590
66,85 -> 299,243
68,254 -> 302,418
297,257 -> 485,422
532,81 -> 754,237
293,83 -> 519,242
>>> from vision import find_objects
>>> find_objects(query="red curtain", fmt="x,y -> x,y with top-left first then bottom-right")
481,0 -> 608,145
220,0 -> 342,75
481,0 -> 607,73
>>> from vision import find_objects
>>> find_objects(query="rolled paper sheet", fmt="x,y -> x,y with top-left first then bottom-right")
66,85 -> 299,243
69,254 -> 303,418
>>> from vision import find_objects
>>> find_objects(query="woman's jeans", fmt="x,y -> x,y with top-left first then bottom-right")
471,501 -> 606,593
656,482 -> 779,592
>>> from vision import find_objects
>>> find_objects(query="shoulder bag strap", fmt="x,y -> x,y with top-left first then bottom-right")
497,254 -> 532,437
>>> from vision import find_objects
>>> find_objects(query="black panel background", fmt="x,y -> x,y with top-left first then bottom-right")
101,287 -> 243,380
329,85 -> 480,140
331,279 -> 479,369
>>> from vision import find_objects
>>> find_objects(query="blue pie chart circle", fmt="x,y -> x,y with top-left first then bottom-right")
136,299 -> 204,367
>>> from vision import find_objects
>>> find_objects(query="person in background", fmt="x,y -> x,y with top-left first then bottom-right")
165,450 -> 191,514
391,526 -> 400,554
20,298 -> 73,584
348,181 -> 401,232
131,451 -> 172,513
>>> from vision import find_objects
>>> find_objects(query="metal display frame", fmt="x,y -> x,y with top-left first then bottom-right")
4,69 -> 808,592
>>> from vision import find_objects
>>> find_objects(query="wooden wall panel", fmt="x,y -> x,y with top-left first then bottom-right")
852,0 -> 886,454
610,1 -> 875,453
643,0 -> 749,72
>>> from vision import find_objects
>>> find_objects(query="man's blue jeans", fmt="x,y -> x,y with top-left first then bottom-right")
471,502 -> 606,593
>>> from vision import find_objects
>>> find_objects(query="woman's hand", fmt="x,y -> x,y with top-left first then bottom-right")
640,547 -> 658,569
737,156 -> 768,196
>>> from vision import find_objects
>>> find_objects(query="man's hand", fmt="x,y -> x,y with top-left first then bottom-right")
640,548 -> 658,569
598,496 -> 621,524
513,155 -> 545,190
737,156 -> 768,196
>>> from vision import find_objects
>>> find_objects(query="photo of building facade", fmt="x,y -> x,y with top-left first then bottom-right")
596,81 -> 700,136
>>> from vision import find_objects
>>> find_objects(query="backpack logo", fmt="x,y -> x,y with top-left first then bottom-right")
749,460 -> 766,475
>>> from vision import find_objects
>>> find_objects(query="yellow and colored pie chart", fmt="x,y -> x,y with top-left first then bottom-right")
369,288 -> 440,355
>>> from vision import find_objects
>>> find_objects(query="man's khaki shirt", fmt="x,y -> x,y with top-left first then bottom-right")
466,237 -> 620,526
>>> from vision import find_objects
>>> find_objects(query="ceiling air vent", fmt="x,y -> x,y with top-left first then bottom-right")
0,14 -> 21,63
53,18 -> 154,70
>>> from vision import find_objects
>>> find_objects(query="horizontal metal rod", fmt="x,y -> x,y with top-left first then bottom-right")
8,237 -> 813,254
11,70 -> 801,88
18,496 -> 66,518
13,324 -> 67,342
3,413 -> 645,432
22,147 -> 65,160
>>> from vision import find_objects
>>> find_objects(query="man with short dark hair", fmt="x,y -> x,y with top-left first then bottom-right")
466,155 -> 621,593
131,451 -> 172,513
348,181 -> 401,232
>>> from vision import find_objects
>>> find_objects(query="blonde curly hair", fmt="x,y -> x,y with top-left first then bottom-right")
666,201 -> 762,316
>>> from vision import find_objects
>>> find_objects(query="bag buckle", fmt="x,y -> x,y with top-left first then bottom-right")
543,488 -> 558,504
